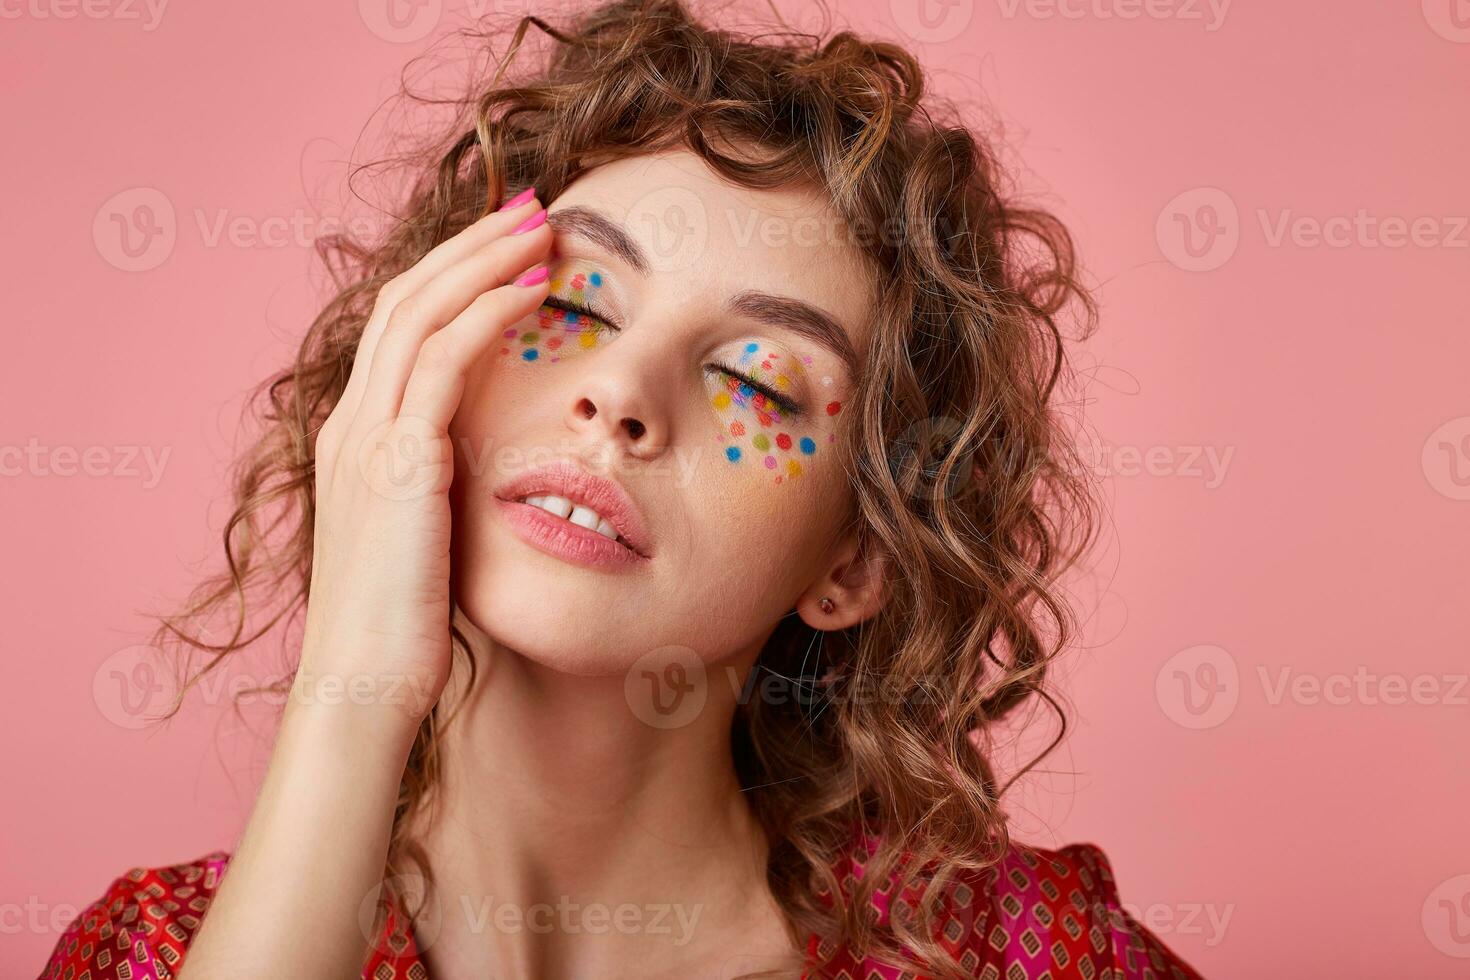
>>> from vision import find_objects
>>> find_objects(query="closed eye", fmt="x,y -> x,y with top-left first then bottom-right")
540,296 -> 801,415
711,367 -> 801,416
540,296 -> 617,333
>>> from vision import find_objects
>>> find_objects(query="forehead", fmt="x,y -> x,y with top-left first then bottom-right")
549,149 -> 875,365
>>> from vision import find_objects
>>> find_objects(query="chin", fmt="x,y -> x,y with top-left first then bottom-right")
450,510 -> 769,680
452,542 -> 666,677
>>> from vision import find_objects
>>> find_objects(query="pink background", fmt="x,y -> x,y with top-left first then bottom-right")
3,1 -> 1467,976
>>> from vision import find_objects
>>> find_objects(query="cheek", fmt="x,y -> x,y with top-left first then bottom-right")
706,347 -> 844,488
493,269 -> 611,365
495,309 -> 609,365
684,467 -> 845,629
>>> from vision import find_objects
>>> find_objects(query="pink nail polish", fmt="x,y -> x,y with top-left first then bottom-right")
510,208 -> 547,235
513,265 -> 549,287
497,187 -> 536,212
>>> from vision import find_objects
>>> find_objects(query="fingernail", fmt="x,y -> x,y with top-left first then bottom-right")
513,265 -> 549,287
497,187 -> 536,212
511,208 -> 547,235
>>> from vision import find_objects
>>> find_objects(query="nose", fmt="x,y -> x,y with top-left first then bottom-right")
564,367 -> 669,460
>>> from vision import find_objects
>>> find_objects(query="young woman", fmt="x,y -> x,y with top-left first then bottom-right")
40,1 -> 1203,977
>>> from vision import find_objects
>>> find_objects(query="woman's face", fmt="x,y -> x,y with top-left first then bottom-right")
449,149 -> 877,675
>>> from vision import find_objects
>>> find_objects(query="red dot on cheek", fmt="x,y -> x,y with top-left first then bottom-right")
826,401 -> 842,416
776,433 -> 792,450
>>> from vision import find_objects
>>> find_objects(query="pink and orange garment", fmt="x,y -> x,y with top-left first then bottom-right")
39,837 -> 1203,979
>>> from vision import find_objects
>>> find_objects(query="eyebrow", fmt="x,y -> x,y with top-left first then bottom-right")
724,289 -> 861,380
546,205 -> 861,378
546,206 -> 650,276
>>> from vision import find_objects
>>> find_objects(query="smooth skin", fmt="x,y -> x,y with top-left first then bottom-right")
177,196 -> 556,978
177,149 -> 888,980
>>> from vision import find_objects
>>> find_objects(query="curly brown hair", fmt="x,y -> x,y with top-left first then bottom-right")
151,1 -> 1100,976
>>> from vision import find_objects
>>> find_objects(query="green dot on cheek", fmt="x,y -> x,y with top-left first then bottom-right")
752,434 -> 771,451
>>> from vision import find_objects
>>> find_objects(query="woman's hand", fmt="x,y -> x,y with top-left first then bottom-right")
298,193 -> 551,728
176,192 -> 552,980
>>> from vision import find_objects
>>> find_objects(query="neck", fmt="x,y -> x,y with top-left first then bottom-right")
405,623 -> 803,980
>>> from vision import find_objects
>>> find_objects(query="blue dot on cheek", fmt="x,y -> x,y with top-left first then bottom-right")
799,437 -> 816,455
725,446 -> 742,463
522,348 -> 539,361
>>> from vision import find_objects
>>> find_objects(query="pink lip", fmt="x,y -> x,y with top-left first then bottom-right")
491,461 -> 653,569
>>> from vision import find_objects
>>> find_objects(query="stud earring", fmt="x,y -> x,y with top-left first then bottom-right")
818,596 -> 835,615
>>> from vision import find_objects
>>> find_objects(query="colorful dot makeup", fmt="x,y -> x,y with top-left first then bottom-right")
497,266 -> 612,363
709,341 -> 842,485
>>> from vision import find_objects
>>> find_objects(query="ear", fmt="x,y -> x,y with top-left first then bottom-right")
795,527 -> 889,631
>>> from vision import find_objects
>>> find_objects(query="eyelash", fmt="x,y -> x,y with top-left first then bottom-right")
538,296 -> 804,416
715,366 -> 801,416
541,296 -> 617,336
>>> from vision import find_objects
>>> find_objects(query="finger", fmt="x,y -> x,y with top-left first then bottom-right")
336,191 -> 543,424
354,215 -> 552,426
396,267 -> 551,432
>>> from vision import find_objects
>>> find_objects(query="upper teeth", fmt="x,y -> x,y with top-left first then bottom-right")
521,495 -> 622,543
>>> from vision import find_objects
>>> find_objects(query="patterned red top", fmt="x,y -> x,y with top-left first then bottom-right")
38,840 -> 1203,979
